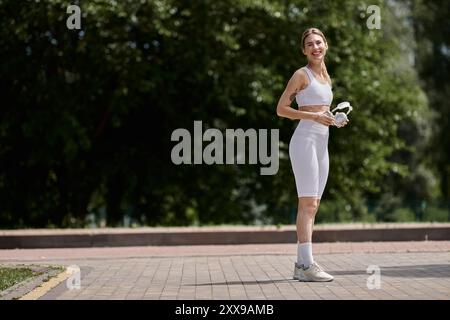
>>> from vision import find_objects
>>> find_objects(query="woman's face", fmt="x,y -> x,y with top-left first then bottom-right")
303,33 -> 328,61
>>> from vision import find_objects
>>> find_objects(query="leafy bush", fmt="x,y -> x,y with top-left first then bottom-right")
423,205 -> 449,222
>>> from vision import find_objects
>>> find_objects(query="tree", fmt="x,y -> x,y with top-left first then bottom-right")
0,0 -> 442,227
411,0 -> 450,210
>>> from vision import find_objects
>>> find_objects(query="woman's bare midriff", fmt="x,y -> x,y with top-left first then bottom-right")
298,105 -> 330,113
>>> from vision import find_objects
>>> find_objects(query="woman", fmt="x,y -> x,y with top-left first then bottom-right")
276,28 -> 348,282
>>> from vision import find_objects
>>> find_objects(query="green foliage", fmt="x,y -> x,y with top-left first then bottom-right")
423,205 -> 449,222
315,198 -> 375,224
411,0 -> 450,201
0,0 -> 447,227
389,208 -> 416,222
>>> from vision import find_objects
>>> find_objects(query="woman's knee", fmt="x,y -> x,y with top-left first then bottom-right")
299,198 -> 319,216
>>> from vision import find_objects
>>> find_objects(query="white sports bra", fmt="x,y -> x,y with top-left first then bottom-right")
295,66 -> 333,107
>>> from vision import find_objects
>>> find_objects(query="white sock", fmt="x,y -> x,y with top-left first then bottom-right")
298,242 -> 314,267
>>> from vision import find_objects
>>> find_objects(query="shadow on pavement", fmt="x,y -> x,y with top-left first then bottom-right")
187,279 -> 295,286
189,264 -> 450,286
328,264 -> 450,278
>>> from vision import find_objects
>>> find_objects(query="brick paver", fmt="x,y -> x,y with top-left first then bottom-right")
0,241 -> 449,300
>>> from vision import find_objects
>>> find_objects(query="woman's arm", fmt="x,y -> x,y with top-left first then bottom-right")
276,70 -> 318,121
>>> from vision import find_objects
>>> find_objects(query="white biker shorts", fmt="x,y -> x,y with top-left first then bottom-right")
289,119 -> 329,199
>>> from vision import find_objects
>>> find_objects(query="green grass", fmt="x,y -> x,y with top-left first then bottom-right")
0,267 -> 35,292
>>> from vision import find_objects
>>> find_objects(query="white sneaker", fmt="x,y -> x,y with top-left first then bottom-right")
293,262 -> 334,282
293,262 -> 303,280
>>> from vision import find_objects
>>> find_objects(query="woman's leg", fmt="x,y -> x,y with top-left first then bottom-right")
311,198 -> 320,233
296,196 -> 320,268
293,132 -> 333,281
314,135 -> 329,230
296,197 -> 319,243
295,195 -> 333,281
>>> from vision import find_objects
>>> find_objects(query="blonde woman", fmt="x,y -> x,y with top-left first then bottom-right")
276,28 -> 348,282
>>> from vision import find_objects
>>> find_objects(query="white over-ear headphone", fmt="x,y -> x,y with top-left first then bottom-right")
329,101 -> 353,127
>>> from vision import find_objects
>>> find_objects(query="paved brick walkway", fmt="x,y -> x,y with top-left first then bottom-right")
1,241 -> 449,300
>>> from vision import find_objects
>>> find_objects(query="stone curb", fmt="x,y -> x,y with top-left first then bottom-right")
0,224 -> 449,248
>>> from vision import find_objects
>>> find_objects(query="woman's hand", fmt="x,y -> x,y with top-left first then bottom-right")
313,111 -> 335,126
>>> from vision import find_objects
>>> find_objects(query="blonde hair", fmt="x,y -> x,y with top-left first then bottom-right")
301,28 -> 331,84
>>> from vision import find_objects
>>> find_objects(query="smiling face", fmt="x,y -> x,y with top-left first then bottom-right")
302,33 -> 328,61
